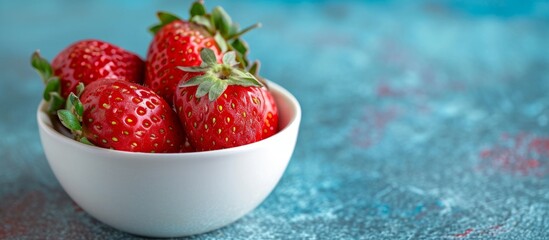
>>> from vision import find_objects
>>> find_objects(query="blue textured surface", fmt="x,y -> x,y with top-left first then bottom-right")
1,0 -> 549,239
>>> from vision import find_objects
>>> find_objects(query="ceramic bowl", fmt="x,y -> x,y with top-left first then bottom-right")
36,81 -> 301,237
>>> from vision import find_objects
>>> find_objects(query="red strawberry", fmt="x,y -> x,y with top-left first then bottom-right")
174,48 -> 278,151
145,1 -> 262,104
145,19 -> 220,103
57,79 -> 190,153
31,39 -> 144,113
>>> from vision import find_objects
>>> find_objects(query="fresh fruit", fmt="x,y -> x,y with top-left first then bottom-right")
145,1 -> 262,104
31,39 -> 144,113
57,79 -> 189,153
31,1 -> 279,153
145,19 -> 219,104
174,48 -> 278,151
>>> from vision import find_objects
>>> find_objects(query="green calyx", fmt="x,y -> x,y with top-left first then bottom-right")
150,1 -> 262,74
178,48 -> 264,102
32,51 -> 93,147
56,85 -> 92,146
31,50 -> 65,114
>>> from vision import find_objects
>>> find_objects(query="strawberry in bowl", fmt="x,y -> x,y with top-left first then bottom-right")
145,1 -> 262,104
36,79 -> 301,237
56,79 -> 190,153
174,48 -> 278,151
32,40 -> 144,113
33,0 -> 300,237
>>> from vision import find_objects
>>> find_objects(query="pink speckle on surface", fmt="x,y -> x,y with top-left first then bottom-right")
0,191 -> 46,238
477,133 -> 549,176
453,228 -> 474,238
452,224 -> 504,238
527,138 -> 549,156
451,224 -> 505,238
479,224 -> 504,236
0,188 -> 92,239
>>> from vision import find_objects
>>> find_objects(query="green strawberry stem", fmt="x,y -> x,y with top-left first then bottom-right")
227,23 -> 262,40
31,50 -> 66,114
178,48 -> 264,102
149,1 -> 262,73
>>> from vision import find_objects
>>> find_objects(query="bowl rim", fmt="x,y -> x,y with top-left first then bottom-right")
37,81 -> 301,159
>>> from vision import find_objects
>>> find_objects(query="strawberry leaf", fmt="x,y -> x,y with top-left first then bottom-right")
248,61 -> 261,76
149,11 -> 180,34
180,75 -> 208,87
230,68 -> 264,87
66,93 -> 76,112
190,1 -> 206,17
230,39 -> 250,68
31,51 -> 53,83
80,137 -> 94,146
231,38 -> 248,58
222,51 -> 238,67
177,66 -> 208,73
226,77 -> 256,87
200,47 -> 218,65
47,92 -> 65,114
149,25 -> 163,35
58,109 -> 82,132
75,83 -> 85,97
212,6 -> 232,37
158,11 -> 180,25
65,92 -> 84,122
214,32 -> 228,53
33,50 -> 66,113
74,98 -> 84,118
196,78 -> 215,98
191,15 -> 213,33
43,77 -> 60,101
208,80 -> 228,102
57,90 -> 86,140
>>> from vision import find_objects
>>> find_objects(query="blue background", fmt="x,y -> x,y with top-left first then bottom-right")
1,0 -> 549,239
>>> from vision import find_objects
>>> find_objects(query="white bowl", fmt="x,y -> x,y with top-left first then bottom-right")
37,81 -> 301,238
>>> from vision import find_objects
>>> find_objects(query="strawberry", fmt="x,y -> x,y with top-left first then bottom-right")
57,79 -> 190,153
31,39 -> 144,113
145,1 -> 262,104
145,19 -> 219,104
174,48 -> 278,151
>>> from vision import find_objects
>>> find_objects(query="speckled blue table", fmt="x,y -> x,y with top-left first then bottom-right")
1,0 -> 549,239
